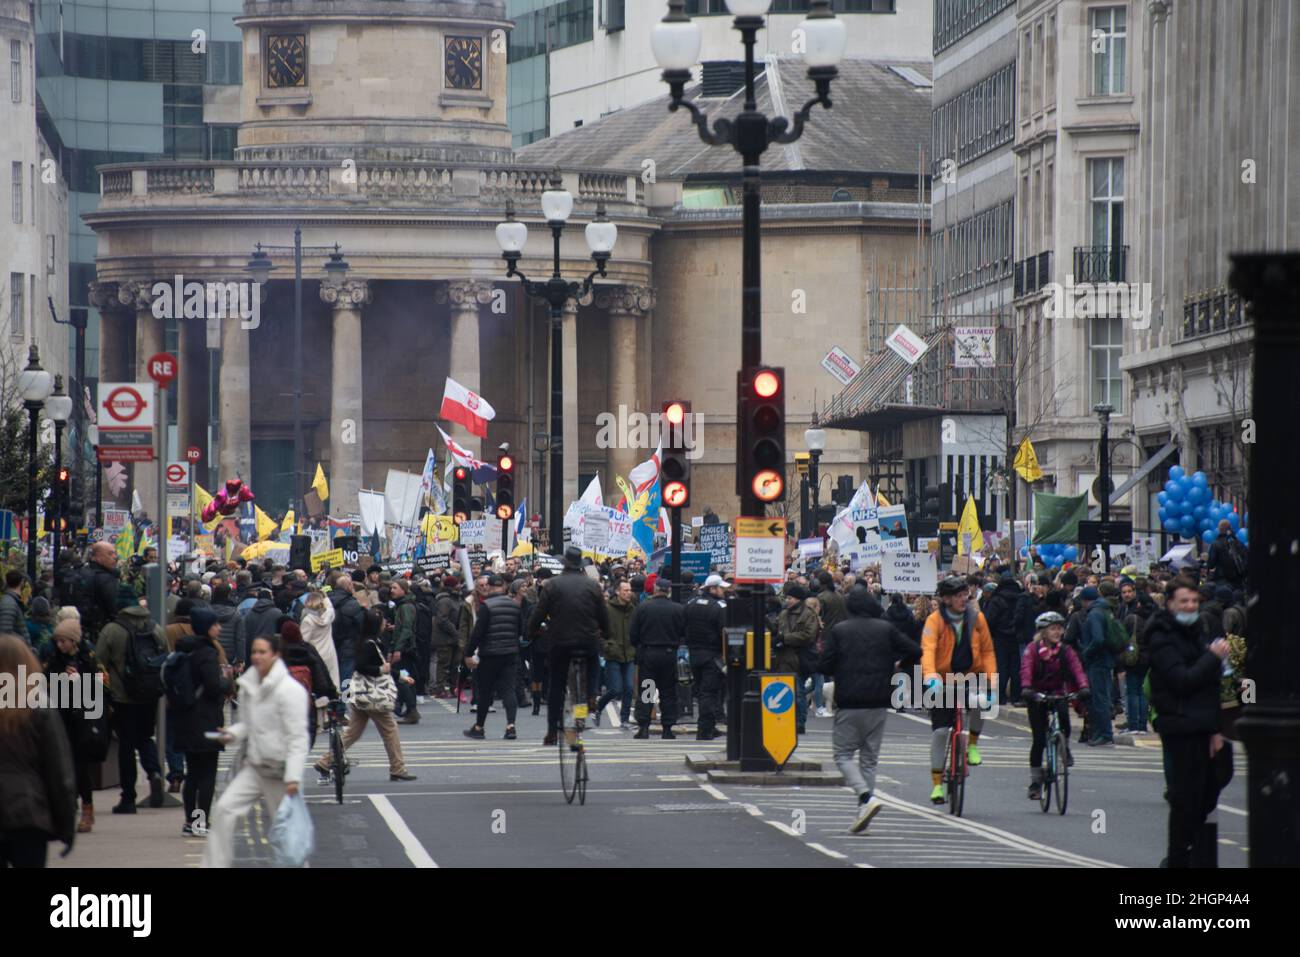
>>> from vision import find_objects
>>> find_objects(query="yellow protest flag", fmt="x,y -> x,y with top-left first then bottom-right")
280,510 -> 296,536
195,483 -> 222,532
875,490 -> 891,507
114,525 -> 133,564
311,463 -> 330,503
957,496 -> 984,555
255,505 -> 278,541
1013,437 -> 1043,483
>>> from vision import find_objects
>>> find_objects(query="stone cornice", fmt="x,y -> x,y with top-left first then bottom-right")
595,285 -> 657,317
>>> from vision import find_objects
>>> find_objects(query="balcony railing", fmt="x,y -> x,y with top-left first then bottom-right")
1182,288 -> 1251,340
1073,245 -> 1128,283
1013,250 -> 1052,298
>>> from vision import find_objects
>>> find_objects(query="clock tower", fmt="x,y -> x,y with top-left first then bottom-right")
235,0 -> 513,164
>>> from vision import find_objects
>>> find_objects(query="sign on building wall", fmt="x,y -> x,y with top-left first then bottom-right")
953,327 -> 996,368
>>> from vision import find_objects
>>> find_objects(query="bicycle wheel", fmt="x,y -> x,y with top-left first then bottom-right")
559,722 -> 578,803
330,726 -> 345,805
1054,731 -> 1069,815
1039,736 -> 1052,813
949,731 -> 966,817
575,747 -> 588,805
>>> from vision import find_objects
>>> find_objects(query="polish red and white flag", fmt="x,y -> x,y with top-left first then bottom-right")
440,377 -> 496,438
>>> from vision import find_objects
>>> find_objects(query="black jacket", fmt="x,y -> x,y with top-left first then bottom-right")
1146,609 -> 1223,735
528,569 -> 611,649
75,563 -> 122,641
240,597 -> 284,649
172,634 -> 233,753
683,594 -> 726,662
211,599 -> 242,664
0,706 -> 77,847
883,598 -> 922,647
982,579 -> 1022,646
817,591 -> 921,710
1207,536 -> 1246,585
329,590 -> 365,659
629,595 -> 686,652
468,593 -> 523,658
353,635 -> 388,678
283,641 -> 338,700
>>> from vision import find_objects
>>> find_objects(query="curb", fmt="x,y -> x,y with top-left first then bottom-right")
996,704 -> 1138,747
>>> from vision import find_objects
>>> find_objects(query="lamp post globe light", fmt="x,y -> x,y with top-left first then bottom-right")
47,375 -> 73,590
805,426 -> 826,537
19,345 -> 54,582
497,174 -> 616,555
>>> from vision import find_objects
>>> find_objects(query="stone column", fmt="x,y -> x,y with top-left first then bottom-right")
598,284 -> 656,483
562,299 -> 580,506
217,308 -> 253,488
121,282 -> 162,519
89,281 -> 133,385
444,280 -> 494,460
321,279 -> 372,518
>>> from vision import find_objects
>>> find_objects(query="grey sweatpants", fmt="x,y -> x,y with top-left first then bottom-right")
832,708 -> 889,798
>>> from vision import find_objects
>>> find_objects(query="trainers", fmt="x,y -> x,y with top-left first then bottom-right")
850,797 -> 883,834
1027,784 -> 1041,801
816,707 -> 831,718
313,760 -> 331,776
503,726 -> 517,740
929,784 -> 945,805
463,726 -> 485,739
389,772 -> 417,781
967,743 -> 982,766
591,708 -> 602,727
633,727 -> 650,740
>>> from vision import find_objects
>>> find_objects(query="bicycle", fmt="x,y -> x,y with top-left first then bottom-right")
558,654 -> 590,805
1034,692 -> 1077,815
940,692 -> 968,818
323,699 -> 348,805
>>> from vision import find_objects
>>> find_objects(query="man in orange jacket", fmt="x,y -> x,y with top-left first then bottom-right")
921,576 -> 999,803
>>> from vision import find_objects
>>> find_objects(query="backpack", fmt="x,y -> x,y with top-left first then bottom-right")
1227,539 -> 1248,581
121,618 -> 166,701
1104,613 -> 1128,655
288,663 -> 313,695
161,649 -> 199,710
414,598 -> 435,646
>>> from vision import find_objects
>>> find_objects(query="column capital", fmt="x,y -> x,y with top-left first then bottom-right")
320,279 -> 373,308
88,280 -> 120,311
118,280 -> 157,311
595,284 -> 657,317
438,279 -> 495,307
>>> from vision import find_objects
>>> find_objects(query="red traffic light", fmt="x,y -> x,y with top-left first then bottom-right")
753,370 -> 780,399
454,466 -> 469,481
57,467 -> 70,483
454,510 -> 469,524
664,402 -> 685,426
496,503 -> 514,520
498,455 -> 514,472
752,469 -> 784,503
663,481 -> 689,508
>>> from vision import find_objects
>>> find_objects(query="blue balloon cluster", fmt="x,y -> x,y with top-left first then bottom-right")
1021,542 -> 1078,567
1157,466 -> 1248,546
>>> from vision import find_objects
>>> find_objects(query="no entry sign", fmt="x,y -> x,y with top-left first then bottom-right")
97,382 -> 155,461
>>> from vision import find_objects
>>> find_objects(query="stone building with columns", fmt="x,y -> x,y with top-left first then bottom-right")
84,0 -> 931,528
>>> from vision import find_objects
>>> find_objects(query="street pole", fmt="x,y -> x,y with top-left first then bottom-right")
293,226 -> 304,525
1095,404 -> 1113,573
799,474 -> 809,539
53,419 -> 63,592
549,305 -> 564,556
1229,251 -> 1300,867
669,504 -> 682,603
94,438 -> 103,528
25,400 -> 41,583
809,448 -> 822,538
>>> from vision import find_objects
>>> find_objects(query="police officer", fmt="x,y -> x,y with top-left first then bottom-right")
684,574 -> 727,740
629,577 -> 686,739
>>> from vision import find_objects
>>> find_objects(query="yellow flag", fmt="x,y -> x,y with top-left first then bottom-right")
311,463 -> 330,503
280,510 -> 296,536
114,525 -> 133,564
195,484 -> 222,532
957,496 -> 984,555
1013,437 -> 1043,483
876,490 -> 891,507
255,505 -> 278,542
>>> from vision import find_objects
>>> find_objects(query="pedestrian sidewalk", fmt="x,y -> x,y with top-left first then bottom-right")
50,780 -> 199,869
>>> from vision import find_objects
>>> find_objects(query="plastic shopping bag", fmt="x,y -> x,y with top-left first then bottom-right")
269,792 -> 315,868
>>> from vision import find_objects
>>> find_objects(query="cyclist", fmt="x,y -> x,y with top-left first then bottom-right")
921,575 -> 998,804
1019,611 -> 1090,801
527,546 -> 610,746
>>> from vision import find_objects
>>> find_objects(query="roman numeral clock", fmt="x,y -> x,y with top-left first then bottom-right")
266,33 -> 307,88
444,35 -> 483,91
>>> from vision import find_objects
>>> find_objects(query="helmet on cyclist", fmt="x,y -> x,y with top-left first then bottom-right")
936,576 -> 968,597
1034,611 -> 1067,629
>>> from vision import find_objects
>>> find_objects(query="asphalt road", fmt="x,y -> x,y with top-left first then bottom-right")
225,695 -> 1248,868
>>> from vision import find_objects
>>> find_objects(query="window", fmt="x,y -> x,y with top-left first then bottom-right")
11,161 -> 21,224
1020,28 -> 1031,120
1090,316 -> 1123,410
1032,21 -> 1043,114
29,276 -> 35,341
1045,14 -> 1057,107
1044,159 -> 1054,243
603,0 -> 625,32
1088,157 -> 1124,249
9,40 -> 19,103
1090,6 -> 1127,95
9,273 -> 24,340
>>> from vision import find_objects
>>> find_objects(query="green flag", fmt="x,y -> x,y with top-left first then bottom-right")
1033,492 -> 1088,544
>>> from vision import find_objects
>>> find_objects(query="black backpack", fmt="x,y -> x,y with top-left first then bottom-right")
161,649 -> 198,710
414,597 -> 435,645
121,618 -> 166,701
1227,539 -> 1248,581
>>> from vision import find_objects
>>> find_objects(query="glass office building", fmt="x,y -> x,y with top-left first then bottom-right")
506,0 -> 593,147
32,0 -> 242,382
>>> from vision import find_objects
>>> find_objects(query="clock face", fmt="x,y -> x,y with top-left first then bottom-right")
445,35 -> 483,91
266,33 -> 307,88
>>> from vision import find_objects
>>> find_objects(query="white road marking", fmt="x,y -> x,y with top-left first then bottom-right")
1217,803 -> 1247,817
369,794 -> 438,868
807,842 -> 848,860
765,819 -> 801,837
698,783 -> 729,801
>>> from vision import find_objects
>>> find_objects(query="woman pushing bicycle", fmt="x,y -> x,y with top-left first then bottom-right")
1019,611 -> 1090,801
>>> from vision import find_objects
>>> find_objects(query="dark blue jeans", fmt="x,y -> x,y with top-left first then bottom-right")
597,660 -> 634,722
1125,664 -> 1148,732
1086,662 -> 1114,741
338,650 -> 355,686
165,705 -> 185,781
113,700 -> 162,804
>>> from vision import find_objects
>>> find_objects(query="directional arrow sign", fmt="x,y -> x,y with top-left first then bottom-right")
734,516 -> 785,584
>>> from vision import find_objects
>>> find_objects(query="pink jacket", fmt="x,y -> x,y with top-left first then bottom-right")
1020,639 -> 1089,695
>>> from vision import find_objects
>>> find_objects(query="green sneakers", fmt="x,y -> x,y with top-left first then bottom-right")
967,742 -> 982,766
930,783 -> 945,804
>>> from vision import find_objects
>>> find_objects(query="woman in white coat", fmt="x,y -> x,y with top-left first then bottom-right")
202,633 -> 309,868
300,589 -> 340,690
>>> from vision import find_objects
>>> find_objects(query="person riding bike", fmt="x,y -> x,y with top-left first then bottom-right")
527,546 -> 610,747
1019,611 -> 1090,800
920,575 -> 998,804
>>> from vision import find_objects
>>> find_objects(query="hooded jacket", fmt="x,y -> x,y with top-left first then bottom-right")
981,578 -> 1023,647
299,598 -> 340,689
817,590 -> 921,710
1146,609 -> 1223,735
227,657 -> 310,784
172,633 -> 234,753
1019,638 -> 1088,696
239,597 -> 284,653
329,589 -> 365,660
211,598 -> 242,664
603,595 -> 636,663
920,604 -> 996,683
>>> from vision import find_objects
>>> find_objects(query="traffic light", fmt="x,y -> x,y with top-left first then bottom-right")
49,467 -> 70,532
921,482 -> 951,521
452,465 -> 472,524
660,399 -> 691,510
495,453 -> 515,520
739,366 -> 786,506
